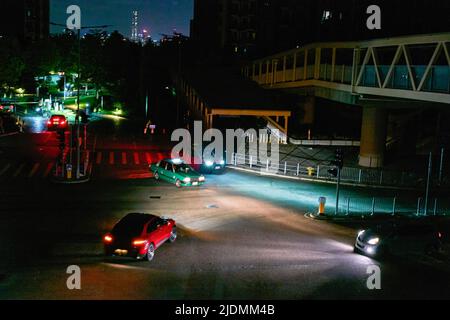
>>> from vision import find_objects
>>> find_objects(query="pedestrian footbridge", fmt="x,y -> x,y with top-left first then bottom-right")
242,33 -> 450,167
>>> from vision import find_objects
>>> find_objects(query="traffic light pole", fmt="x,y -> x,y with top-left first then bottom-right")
76,28 -> 81,179
335,167 -> 341,215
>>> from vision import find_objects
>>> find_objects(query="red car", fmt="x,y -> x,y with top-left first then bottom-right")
47,115 -> 68,131
104,213 -> 177,261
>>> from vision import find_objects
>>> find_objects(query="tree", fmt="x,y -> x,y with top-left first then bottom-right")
0,38 -> 25,94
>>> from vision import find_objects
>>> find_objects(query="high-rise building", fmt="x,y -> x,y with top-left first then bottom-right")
0,0 -> 49,42
131,10 -> 139,42
190,0 -> 321,57
190,0 -> 450,58
315,0 -> 450,42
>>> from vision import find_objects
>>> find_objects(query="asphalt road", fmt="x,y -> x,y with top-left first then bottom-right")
0,115 -> 449,299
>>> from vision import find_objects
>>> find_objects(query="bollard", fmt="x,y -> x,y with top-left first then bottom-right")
66,164 -> 73,180
318,197 -> 326,215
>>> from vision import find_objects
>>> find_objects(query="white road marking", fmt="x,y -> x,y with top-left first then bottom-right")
28,163 -> 40,178
0,163 -> 11,177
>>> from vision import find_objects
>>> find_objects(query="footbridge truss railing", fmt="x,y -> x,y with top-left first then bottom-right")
243,33 -> 450,104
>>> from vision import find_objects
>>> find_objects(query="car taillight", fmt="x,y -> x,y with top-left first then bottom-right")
438,232 -> 442,239
133,239 -> 148,246
104,235 -> 113,243
47,120 -> 52,125
60,121 -> 66,125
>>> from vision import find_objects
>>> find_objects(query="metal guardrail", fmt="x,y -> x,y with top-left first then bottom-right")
230,152 -> 448,189
229,152 -> 450,216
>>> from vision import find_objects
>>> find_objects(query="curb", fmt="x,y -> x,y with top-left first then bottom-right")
303,212 -> 440,222
304,212 -> 356,222
228,165 -> 425,191
304,212 -> 373,222
0,132 -> 19,138
50,175 -> 91,184
50,164 -> 92,184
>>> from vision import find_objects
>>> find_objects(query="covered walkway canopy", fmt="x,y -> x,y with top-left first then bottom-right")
177,66 -> 292,136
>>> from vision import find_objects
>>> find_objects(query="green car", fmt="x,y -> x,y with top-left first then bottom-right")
150,159 -> 205,188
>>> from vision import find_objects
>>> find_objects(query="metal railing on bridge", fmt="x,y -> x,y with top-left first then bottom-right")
243,33 -> 450,105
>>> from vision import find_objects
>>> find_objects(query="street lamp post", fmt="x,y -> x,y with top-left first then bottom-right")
51,21 -> 111,179
76,28 -> 81,179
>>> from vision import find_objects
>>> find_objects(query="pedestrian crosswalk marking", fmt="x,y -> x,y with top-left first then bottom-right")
13,164 -> 25,178
43,163 -> 53,178
146,152 -> 152,165
134,152 -> 140,165
28,163 -> 40,178
0,164 -> 11,177
0,150 -> 170,180
96,152 -> 102,164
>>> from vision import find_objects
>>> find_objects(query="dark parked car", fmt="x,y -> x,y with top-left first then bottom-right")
191,143 -> 226,174
104,213 -> 177,261
354,219 -> 443,259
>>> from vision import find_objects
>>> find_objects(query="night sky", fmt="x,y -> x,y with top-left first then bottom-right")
50,0 -> 194,39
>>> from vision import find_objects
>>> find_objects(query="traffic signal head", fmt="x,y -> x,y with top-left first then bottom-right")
334,149 -> 344,169
328,167 -> 338,177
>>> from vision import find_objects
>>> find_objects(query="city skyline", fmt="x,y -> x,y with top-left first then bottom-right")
50,0 -> 193,38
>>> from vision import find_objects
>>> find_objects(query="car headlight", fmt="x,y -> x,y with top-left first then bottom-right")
367,237 -> 380,245
183,177 -> 191,183
205,160 -> 214,167
358,230 -> 365,238
199,176 -> 205,182
219,160 -> 225,165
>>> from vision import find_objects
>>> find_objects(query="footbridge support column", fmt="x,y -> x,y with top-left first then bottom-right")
359,106 -> 388,168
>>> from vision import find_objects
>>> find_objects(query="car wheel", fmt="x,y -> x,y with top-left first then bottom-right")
175,179 -> 182,188
154,172 -> 159,180
169,227 -> 177,243
147,243 -> 155,261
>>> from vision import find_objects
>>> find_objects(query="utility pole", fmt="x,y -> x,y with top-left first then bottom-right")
176,38 -> 182,126
335,166 -> 342,215
145,91 -> 149,119
438,148 -> 445,186
76,28 -> 81,179
424,152 -> 433,216
51,6 -> 111,180
329,149 -> 344,215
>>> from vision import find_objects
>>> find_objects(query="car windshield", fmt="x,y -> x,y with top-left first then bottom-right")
174,164 -> 194,174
